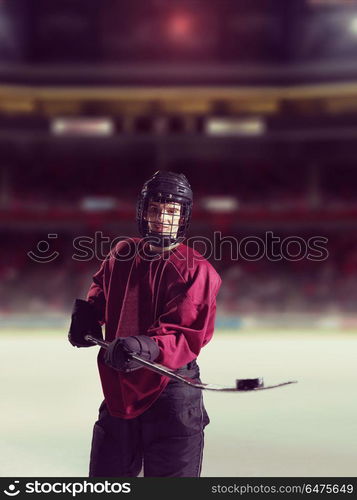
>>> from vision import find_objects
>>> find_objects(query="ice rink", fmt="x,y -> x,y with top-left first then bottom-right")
1,329 -> 356,477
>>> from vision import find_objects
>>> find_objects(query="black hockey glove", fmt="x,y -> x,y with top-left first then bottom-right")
104,335 -> 160,373
68,299 -> 103,348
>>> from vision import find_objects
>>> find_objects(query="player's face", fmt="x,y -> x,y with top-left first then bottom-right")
145,200 -> 181,237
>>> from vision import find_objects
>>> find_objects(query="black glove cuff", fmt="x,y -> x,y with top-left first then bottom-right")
122,335 -> 160,362
68,299 -> 103,348
108,335 -> 159,372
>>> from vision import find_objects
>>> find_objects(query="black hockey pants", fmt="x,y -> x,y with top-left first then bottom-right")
89,361 -> 210,477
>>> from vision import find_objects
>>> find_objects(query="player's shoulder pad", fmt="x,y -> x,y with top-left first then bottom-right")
171,243 -> 222,290
109,237 -> 141,261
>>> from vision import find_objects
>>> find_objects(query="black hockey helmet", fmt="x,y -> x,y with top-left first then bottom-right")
136,170 -> 193,246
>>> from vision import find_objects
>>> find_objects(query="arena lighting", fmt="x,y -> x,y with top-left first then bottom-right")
200,196 -> 239,213
80,196 -> 118,212
51,118 -> 114,137
205,117 -> 266,136
167,12 -> 194,41
349,16 -> 357,34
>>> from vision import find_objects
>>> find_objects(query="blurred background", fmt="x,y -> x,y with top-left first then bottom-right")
1,0 -> 357,477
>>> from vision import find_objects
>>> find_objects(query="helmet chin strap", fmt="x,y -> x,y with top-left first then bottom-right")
145,232 -> 184,249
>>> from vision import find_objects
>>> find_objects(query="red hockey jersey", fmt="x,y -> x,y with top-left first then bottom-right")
87,238 -> 222,418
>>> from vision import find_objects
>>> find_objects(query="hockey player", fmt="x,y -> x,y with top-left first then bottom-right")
68,171 -> 222,477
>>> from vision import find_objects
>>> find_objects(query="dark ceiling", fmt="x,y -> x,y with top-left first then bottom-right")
2,0 -> 357,85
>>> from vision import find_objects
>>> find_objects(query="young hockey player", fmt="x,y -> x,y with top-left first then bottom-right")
68,171 -> 221,477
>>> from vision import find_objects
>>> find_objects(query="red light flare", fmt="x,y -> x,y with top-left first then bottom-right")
167,13 -> 195,41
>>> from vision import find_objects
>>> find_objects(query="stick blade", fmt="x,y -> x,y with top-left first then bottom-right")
236,378 -> 264,390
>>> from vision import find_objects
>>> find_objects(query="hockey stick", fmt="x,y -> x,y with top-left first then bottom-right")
85,335 -> 297,392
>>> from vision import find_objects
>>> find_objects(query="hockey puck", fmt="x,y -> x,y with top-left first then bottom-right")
236,378 -> 264,390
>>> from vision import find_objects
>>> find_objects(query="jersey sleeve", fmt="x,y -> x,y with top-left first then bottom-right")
86,259 -> 107,325
147,263 -> 222,369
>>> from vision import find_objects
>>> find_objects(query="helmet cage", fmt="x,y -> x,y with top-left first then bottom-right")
137,192 -> 192,247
